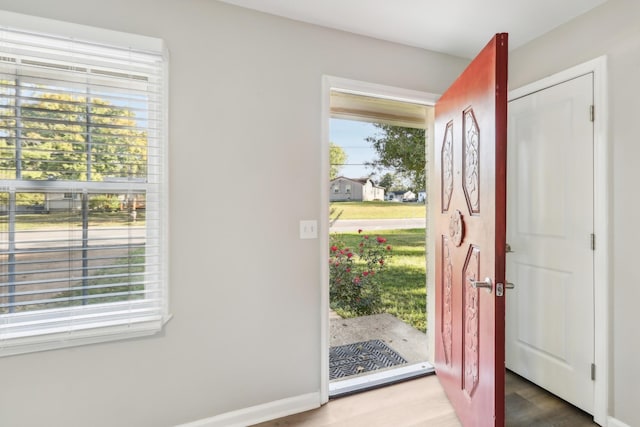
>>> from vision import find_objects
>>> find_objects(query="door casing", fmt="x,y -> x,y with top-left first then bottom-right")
320,76 -> 439,403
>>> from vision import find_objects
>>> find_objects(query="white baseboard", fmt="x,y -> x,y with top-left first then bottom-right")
175,392 -> 320,427
607,416 -> 632,427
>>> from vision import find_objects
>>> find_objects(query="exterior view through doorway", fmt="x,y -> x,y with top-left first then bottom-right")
321,78 -> 439,399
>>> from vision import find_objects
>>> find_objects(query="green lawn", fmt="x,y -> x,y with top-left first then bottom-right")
330,228 -> 427,332
330,201 -> 425,220
2,210 -> 145,230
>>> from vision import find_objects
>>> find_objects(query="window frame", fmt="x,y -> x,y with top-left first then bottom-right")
0,11 -> 170,357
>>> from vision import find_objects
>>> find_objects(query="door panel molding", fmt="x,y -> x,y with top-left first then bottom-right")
434,33 -> 508,427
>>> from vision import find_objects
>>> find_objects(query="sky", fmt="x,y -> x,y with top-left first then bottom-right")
329,118 -> 380,179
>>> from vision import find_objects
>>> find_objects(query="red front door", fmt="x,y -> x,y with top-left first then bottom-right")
434,33 -> 508,427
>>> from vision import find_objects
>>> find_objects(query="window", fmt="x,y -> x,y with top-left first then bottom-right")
345,184 -> 351,194
0,20 -> 168,356
333,184 -> 340,193
62,192 -> 80,200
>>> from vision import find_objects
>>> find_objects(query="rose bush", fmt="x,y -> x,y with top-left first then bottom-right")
329,229 -> 392,316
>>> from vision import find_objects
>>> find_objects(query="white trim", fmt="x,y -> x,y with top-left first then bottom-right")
0,9 -> 163,52
508,56 -> 609,425
320,75 -> 438,404
175,392 -> 320,427
160,43 -> 172,325
0,322 -> 164,357
607,417 -> 631,427
326,76 -> 440,106
425,106 -> 436,364
320,77 -> 332,404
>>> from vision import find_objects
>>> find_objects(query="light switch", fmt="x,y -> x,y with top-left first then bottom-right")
299,220 -> 318,239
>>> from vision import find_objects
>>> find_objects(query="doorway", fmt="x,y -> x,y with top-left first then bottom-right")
320,61 -> 609,425
505,57 -> 609,425
320,76 -> 439,402
321,59 -> 608,423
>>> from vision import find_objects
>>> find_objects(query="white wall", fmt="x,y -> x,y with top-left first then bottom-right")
510,1 -> 640,425
0,1 -> 468,426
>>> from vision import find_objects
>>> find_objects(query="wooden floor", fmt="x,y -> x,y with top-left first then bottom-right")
505,372 -> 597,427
253,371 -> 598,427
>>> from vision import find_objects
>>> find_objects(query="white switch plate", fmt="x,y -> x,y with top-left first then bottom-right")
299,220 -> 318,239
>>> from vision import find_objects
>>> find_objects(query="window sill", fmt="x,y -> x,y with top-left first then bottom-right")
0,314 -> 172,358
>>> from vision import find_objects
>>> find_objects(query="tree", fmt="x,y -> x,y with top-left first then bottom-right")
0,88 -> 147,182
378,172 -> 400,191
365,124 -> 425,191
329,142 -> 347,180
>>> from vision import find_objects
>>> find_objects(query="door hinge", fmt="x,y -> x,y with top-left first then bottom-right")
590,233 -> 596,251
590,105 -> 595,122
591,363 -> 596,381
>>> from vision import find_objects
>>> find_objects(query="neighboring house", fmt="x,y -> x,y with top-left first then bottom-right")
386,190 -> 417,202
330,176 -> 384,201
403,190 -> 416,201
385,191 -> 403,202
46,192 -> 82,211
29,193 -> 143,213
0,193 -> 82,214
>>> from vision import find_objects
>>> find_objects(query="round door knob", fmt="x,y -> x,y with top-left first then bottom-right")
469,277 -> 493,293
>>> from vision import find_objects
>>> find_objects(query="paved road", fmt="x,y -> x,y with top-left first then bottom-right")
5,226 -> 146,249
6,220 -> 424,248
330,218 -> 426,232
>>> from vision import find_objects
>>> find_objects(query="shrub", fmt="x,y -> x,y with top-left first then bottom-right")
329,229 -> 392,316
89,194 -> 120,212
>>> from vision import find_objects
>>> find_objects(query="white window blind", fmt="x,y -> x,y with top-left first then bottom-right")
0,23 -> 168,356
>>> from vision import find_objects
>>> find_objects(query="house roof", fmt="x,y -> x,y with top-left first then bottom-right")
331,176 -> 367,184
331,176 -> 386,189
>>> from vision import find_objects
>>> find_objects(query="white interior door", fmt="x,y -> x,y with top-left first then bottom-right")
506,73 -> 594,414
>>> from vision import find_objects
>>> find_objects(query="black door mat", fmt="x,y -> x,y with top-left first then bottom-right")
329,339 -> 407,380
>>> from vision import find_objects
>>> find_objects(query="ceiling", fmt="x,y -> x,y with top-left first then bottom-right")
218,0 -> 607,58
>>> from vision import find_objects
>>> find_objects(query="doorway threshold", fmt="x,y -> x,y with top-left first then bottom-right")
329,361 -> 435,399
